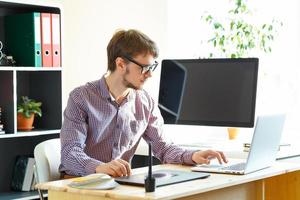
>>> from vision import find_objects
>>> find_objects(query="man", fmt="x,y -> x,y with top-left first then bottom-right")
59,29 -> 227,177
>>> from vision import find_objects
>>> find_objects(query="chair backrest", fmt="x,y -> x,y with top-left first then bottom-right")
34,138 -> 61,183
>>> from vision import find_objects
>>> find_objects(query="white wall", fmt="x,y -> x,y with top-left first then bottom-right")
13,0 -> 299,143
14,0 -> 167,111
60,0 -> 300,143
60,0 -> 168,107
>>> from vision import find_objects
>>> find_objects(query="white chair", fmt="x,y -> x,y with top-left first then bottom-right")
34,138 -> 61,200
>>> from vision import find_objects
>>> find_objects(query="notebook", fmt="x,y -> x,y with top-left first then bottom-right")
191,114 -> 286,175
115,169 -> 210,187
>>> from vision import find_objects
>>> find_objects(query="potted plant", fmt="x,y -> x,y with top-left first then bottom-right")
201,0 -> 282,59
17,96 -> 42,131
201,0 -> 282,139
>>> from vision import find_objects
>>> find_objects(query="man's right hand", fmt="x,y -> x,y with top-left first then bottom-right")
95,159 -> 131,177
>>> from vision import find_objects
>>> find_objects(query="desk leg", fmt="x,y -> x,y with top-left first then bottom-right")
256,179 -> 265,200
265,170 -> 300,200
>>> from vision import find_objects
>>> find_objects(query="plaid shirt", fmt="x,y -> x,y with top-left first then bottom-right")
59,76 -> 195,176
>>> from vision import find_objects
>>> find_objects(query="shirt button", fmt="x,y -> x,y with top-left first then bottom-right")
116,124 -> 120,129
114,143 -> 118,147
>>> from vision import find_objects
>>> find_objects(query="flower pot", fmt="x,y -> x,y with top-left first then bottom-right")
17,113 -> 34,131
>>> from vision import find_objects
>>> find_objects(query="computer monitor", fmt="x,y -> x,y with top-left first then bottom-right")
158,58 -> 259,127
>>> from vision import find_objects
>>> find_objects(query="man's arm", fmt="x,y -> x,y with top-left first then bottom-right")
142,98 -> 227,165
142,98 -> 197,165
60,89 -> 132,177
60,89 -> 102,176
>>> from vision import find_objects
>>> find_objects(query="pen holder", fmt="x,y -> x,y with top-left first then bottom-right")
145,176 -> 156,192
227,127 -> 239,140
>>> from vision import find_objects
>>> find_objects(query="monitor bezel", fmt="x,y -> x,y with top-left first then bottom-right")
158,58 -> 259,128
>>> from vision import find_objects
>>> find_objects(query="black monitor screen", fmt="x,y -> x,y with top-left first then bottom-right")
158,58 -> 259,127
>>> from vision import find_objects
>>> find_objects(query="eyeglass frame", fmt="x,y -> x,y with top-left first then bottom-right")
122,55 -> 158,74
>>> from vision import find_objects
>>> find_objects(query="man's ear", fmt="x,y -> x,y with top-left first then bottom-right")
115,57 -> 126,73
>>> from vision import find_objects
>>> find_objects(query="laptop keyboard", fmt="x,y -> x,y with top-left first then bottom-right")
221,162 -> 246,171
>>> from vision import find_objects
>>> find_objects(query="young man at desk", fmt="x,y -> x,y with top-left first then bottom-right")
59,29 -> 227,178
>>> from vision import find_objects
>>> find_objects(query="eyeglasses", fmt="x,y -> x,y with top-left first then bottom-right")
123,55 -> 158,74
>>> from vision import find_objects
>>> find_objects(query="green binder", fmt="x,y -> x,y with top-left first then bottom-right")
5,12 -> 42,67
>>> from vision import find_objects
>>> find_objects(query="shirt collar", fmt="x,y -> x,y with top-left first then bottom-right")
98,75 -> 136,103
99,76 -> 111,100
109,92 -> 116,101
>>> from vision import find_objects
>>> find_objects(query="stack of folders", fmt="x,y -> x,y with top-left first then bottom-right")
243,143 -> 251,152
11,156 -> 36,191
4,12 -> 61,67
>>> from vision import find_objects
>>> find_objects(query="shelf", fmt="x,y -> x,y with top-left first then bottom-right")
0,134 -> 59,193
0,129 -> 60,138
0,0 -> 62,195
0,66 -> 62,71
0,0 -> 60,15
0,190 -> 47,200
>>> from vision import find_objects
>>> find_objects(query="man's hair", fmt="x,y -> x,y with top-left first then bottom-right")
107,29 -> 159,72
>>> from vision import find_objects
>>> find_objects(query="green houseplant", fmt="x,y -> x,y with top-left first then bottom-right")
202,0 -> 282,58
17,96 -> 42,131
201,0 -> 282,139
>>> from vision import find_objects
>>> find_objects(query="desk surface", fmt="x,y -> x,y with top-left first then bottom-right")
136,138 -> 300,160
37,161 -> 300,200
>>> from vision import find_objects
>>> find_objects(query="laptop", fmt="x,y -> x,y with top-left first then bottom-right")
115,169 -> 210,187
191,114 -> 286,175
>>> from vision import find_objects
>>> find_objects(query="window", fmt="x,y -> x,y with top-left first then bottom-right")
166,0 -> 300,141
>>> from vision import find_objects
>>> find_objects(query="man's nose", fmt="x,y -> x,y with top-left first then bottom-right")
144,70 -> 152,78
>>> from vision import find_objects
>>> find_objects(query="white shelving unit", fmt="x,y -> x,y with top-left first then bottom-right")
0,1 -> 62,199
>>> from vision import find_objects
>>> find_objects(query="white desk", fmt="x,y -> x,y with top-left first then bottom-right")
37,160 -> 300,200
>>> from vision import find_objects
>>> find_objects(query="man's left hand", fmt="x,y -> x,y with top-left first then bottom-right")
192,150 -> 228,165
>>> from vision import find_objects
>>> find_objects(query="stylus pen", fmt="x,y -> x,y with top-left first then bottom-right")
145,142 -> 156,192
148,142 -> 152,178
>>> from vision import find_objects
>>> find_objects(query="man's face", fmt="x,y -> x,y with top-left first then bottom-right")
122,54 -> 156,90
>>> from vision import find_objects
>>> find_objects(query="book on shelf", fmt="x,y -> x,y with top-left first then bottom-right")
4,12 -> 42,67
30,171 -> 37,191
41,12 -> 62,67
51,13 -> 61,67
11,155 -> 35,191
0,122 -> 5,134
40,13 -> 52,67
31,164 -> 39,191
0,107 -> 2,131
4,12 -> 61,67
